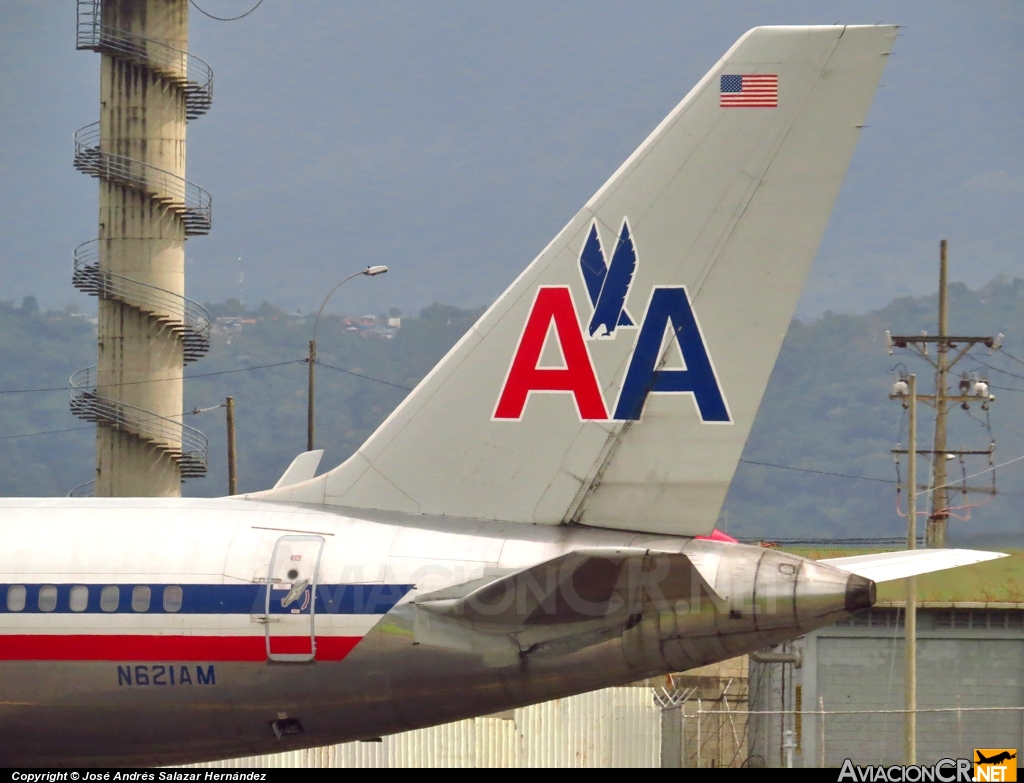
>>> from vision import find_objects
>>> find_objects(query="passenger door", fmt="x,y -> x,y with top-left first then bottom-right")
265,535 -> 325,662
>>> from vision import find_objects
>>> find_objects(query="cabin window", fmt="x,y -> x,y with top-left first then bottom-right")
6,585 -> 26,612
163,585 -> 183,613
100,585 -> 119,612
132,586 -> 151,613
69,586 -> 89,612
38,585 -> 57,612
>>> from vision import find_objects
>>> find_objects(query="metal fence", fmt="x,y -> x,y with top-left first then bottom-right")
679,704 -> 1024,768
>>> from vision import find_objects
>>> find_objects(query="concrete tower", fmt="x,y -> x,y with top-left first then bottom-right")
71,0 -> 211,496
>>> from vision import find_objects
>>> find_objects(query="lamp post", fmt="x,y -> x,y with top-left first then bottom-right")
891,372 -> 918,764
308,266 -> 388,451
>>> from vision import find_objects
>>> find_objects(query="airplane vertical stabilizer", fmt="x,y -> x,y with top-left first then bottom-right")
254,25 -> 897,535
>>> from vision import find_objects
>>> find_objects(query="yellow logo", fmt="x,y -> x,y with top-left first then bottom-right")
975,749 -> 1017,782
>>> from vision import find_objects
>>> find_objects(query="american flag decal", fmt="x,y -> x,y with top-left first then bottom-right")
720,74 -> 778,107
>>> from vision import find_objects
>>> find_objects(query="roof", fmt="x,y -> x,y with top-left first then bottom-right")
783,547 -> 1024,605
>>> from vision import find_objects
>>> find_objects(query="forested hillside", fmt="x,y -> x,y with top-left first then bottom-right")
727,276 -> 1024,544
3,278 -> 1024,544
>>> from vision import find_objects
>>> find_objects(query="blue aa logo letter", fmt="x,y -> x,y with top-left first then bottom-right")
613,287 -> 731,422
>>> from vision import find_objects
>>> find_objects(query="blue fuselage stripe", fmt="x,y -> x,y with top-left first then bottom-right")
0,583 -> 413,615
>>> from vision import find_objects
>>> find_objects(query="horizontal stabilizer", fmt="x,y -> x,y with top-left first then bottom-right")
272,450 -> 324,489
820,549 -> 1007,584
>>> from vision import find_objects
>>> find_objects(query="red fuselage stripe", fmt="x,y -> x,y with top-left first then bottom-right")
0,634 -> 362,662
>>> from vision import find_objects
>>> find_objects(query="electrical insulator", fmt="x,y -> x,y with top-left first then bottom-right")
971,380 -> 989,398
891,379 -> 909,398
959,374 -> 971,394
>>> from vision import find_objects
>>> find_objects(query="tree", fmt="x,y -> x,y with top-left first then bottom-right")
16,296 -> 39,318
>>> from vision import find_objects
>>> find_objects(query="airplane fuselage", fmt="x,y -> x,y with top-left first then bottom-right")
0,497 -> 871,766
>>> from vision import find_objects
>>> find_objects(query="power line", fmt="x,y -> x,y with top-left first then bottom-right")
997,347 -> 1024,367
0,383 -> 67,395
0,397 -> 225,440
968,355 -> 1024,382
0,360 -> 411,442
0,359 -> 306,395
964,409 -> 991,429
186,402 -> 228,415
189,0 -> 265,21
0,425 -> 93,442
315,361 -> 413,391
915,452 -> 1024,498
738,458 -> 895,484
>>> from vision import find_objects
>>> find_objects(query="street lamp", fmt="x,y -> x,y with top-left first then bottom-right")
308,266 -> 388,451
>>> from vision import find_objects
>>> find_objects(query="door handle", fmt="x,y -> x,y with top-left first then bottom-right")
280,579 -> 310,608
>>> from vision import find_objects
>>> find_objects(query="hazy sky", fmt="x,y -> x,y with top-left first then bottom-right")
1,1 -> 1021,319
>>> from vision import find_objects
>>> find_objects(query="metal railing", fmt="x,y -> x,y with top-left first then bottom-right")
68,480 -> 95,498
73,123 -> 212,236
69,366 -> 208,479
73,240 -> 210,363
75,0 -> 213,120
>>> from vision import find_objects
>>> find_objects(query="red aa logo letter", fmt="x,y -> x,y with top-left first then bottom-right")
494,286 -> 608,420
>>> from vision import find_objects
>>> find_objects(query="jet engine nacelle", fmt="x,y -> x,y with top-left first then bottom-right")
621,540 -> 875,677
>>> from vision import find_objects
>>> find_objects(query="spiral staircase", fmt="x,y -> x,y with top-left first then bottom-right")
73,122 -> 212,236
70,367 -> 209,479
72,239 -> 211,363
75,0 -> 213,121
71,0 -> 212,494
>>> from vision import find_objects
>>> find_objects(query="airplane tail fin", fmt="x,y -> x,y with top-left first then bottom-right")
255,25 -> 897,536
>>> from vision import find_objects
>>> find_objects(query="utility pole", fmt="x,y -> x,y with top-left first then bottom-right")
886,240 -> 1000,548
905,375 -> 917,765
226,396 -> 237,496
307,340 -> 316,452
930,240 -> 950,547
890,374 -> 918,763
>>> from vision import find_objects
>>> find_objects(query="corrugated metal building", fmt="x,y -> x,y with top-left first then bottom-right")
751,548 -> 1024,767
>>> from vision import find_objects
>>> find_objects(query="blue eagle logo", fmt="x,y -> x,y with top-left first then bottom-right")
578,220 -> 637,338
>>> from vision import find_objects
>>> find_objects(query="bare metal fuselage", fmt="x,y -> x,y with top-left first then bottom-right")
0,498 -> 871,766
